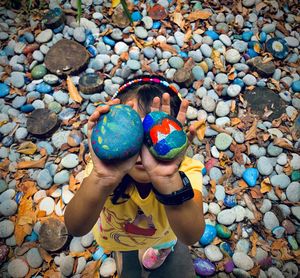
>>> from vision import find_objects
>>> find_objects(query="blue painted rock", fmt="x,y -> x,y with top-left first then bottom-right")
0,83 -> 10,97
216,224 -> 231,239
292,80 -> 300,92
220,242 -> 233,257
259,32 -> 267,43
91,104 -> 143,161
204,30 -> 219,40
266,38 -> 289,59
199,224 -> 217,246
143,111 -> 188,161
193,258 -> 215,276
224,194 -> 237,208
36,82 -> 53,94
242,168 -> 259,187
242,31 -> 253,42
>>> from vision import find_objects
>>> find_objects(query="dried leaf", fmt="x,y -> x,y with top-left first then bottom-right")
231,118 -> 241,126
272,239 -> 287,250
172,12 -> 185,29
44,268 -> 60,278
17,155 -> 47,169
184,28 -> 192,42
38,247 -> 53,264
17,142 -> 37,155
260,178 -> 272,194
249,265 -> 261,277
280,247 -> 294,261
81,260 -> 101,278
193,120 -> 206,141
212,50 -> 225,71
273,138 -> 293,150
158,42 -> 178,54
245,119 -> 258,141
69,250 -> 92,260
255,2 -> 267,12
67,76 -> 82,104
250,188 -> 264,199
274,186 -> 283,198
112,0 -> 120,8
187,10 -> 212,21
18,181 -> 37,198
250,232 -> 258,257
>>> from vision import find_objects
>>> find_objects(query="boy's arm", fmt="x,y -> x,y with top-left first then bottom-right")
64,171 -> 119,236
152,172 -> 205,246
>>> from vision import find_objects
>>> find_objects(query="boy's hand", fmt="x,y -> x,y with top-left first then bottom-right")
87,99 -> 138,189
140,93 -> 196,193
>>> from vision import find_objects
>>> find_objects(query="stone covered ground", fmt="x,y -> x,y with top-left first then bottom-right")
0,0 -> 300,277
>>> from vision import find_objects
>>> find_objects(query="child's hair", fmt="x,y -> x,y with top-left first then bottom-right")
110,75 -> 182,204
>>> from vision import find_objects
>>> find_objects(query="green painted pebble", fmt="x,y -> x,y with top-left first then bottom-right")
216,224 -> 231,239
31,64 -> 47,80
291,170 -> 300,181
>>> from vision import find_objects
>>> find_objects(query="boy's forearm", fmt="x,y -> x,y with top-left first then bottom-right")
64,173 -> 115,236
152,173 -> 205,245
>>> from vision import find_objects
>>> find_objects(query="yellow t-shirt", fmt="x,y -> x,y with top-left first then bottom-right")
84,156 -> 204,251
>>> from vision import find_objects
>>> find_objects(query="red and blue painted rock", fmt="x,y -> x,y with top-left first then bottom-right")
91,104 -> 143,161
143,111 -> 188,161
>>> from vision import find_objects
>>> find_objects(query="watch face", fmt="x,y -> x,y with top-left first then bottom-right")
143,111 -> 188,161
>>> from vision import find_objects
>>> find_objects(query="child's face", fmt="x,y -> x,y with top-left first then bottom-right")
125,98 -> 152,184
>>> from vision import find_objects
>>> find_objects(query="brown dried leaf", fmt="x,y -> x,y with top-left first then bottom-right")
260,178 -> 272,194
193,120 -> 206,141
231,118 -> 241,126
17,155 -> 47,169
67,76 -> 82,104
245,119 -> 258,141
255,2 -> 267,12
17,142 -> 37,155
212,50 -> 225,71
81,260 -> 101,278
250,232 -> 258,257
273,138 -> 293,150
250,188 -> 264,199
44,268 -> 60,278
69,250 -> 92,260
172,12 -> 185,29
187,10 -> 212,22
158,41 -> 178,54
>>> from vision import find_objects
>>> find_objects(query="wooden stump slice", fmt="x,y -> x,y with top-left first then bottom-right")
244,87 -> 285,121
27,109 -> 59,137
39,218 -> 68,252
173,68 -> 195,88
79,73 -> 104,94
45,39 -> 90,77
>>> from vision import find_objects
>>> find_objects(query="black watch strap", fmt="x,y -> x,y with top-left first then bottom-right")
153,171 -> 194,206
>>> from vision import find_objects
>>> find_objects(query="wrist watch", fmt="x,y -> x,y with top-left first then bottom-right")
152,171 -> 194,206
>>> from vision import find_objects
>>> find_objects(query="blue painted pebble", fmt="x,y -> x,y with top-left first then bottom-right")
242,31 -> 253,42
291,80 -> 300,92
272,226 -> 285,239
20,104 -> 35,113
193,258 -> 216,276
36,82 -> 53,94
131,11 -> 142,22
152,21 -> 161,29
242,168 -> 259,187
25,231 -> 39,242
233,78 -> 245,88
15,192 -> 23,204
85,32 -> 95,47
92,246 -> 105,260
224,194 -> 237,207
91,104 -> 143,161
204,30 -> 219,40
259,32 -> 267,43
266,38 -> 289,59
87,45 -> 98,57
199,224 -> 217,246
0,83 -> 10,97
103,36 -> 115,46
220,242 -> 234,257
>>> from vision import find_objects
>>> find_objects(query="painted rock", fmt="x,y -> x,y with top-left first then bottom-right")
43,7 -> 65,29
224,194 -> 237,208
224,259 -> 234,273
199,224 -> 217,246
220,242 -> 234,257
143,111 -> 187,161
193,258 -> 215,276
0,83 -> 10,97
242,168 -> 259,187
216,224 -> 231,239
31,65 -> 47,80
91,104 -> 143,161
266,38 -> 289,60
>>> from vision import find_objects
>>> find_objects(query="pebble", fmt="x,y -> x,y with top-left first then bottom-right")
0,219 -> 14,238
215,133 -> 232,150
225,49 -> 241,63
270,174 -> 290,189
263,211 -> 279,230
227,84 -> 241,97
100,258 -> 117,277
26,248 -> 43,268
215,101 -> 230,117
134,26 -> 148,39
114,42 -> 129,55
61,153 -> 79,168
10,72 -> 25,88
36,29 -> 53,43
0,199 -> 18,216
39,197 -> 55,215
37,169 -> 53,189
217,209 -> 236,225
201,95 -> 216,112
243,74 -> 257,86
286,182 -> 300,202
168,57 -> 184,69
257,156 -> 274,175
60,255 -> 75,277
204,245 -> 223,262
232,252 -> 254,271
8,258 -> 29,278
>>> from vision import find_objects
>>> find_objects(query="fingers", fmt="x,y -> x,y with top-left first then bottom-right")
87,105 -> 110,137
177,99 -> 189,125
161,93 -> 170,114
151,96 -> 160,112
187,123 -> 196,143
126,100 -> 134,108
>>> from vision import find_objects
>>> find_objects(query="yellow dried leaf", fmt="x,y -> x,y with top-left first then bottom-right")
17,142 -> 37,155
0,120 -> 8,127
172,12 -> 185,29
69,250 -> 92,260
260,178 -> 272,193
187,10 -> 212,22
193,120 -> 206,141
211,50 -> 225,71
67,76 -> 82,103
112,0 -> 120,8
250,232 -> 258,257
81,260 -> 101,278
17,155 -> 47,169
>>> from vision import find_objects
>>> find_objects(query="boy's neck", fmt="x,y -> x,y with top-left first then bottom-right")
135,182 -> 152,199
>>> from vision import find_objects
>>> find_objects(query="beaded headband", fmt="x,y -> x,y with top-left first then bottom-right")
112,77 -> 183,101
